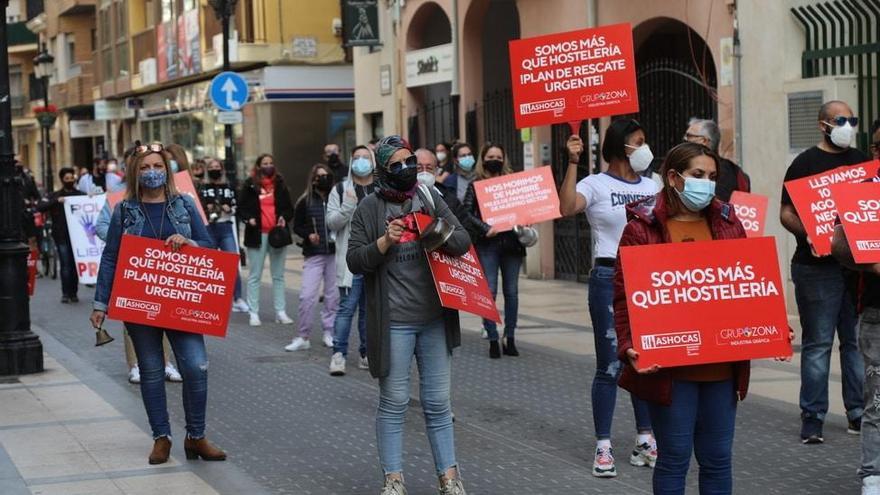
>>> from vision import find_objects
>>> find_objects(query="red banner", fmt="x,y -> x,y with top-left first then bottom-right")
473,167 -> 561,232
174,171 -> 208,225
508,23 -> 638,129
414,214 -> 501,323
784,160 -> 880,256
729,191 -> 769,238
620,237 -> 791,368
831,181 -> 880,264
107,234 -> 239,337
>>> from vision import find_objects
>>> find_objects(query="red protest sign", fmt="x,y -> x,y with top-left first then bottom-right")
414,214 -> 501,323
729,191 -> 769,238
509,23 -> 638,129
474,167 -> 561,232
107,234 -> 239,337
620,237 -> 791,368
831,181 -> 880,264
174,171 -> 208,225
785,160 -> 880,256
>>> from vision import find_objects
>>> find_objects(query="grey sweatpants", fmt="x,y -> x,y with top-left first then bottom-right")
859,307 -> 880,479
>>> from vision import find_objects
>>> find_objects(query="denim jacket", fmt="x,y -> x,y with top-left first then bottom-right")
93,194 -> 214,311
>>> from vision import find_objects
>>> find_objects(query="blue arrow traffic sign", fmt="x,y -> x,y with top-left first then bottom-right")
209,72 -> 248,111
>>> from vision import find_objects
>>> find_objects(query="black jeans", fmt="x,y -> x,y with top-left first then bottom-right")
55,238 -> 78,297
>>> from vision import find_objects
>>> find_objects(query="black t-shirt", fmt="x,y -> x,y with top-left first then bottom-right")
781,146 -> 869,265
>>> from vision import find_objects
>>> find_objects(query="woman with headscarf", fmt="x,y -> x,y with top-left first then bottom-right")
347,135 -> 472,495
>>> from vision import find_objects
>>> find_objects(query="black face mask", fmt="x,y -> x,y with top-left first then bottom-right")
207,170 -> 222,180
385,165 -> 418,192
484,159 -> 504,174
315,175 -> 333,191
62,181 -> 76,190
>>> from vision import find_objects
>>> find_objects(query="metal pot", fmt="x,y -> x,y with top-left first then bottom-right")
420,216 -> 456,252
512,225 -> 539,247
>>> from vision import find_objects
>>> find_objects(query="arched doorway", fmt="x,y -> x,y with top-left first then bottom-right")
633,17 -> 718,159
462,0 -> 522,168
405,2 -> 453,149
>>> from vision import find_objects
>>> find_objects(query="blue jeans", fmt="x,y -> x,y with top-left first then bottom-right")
246,233 -> 288,313
377,319 -> 456,476
476,243 -> 522,341
55,239 -> 78,297
333,274 -> 367,358
648,379 -> 737,495
791,262 -> 864,422
126,323 -> 209,440
208,222 -> 242,300
589,265 -> 652,439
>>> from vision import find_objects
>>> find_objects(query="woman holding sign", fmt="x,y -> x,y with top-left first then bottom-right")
559,118 -> 659,478
347,135 -> 471,495
90,142 -> 227,465
461,143 -> 525,359
614,142 -> 752,494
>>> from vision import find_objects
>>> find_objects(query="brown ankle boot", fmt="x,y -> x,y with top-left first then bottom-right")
148,437 -> 171,465
184,437 -> 227,461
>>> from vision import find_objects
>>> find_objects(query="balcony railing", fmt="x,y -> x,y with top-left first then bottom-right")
132,27 -> 156,74
49,61 -> 95,109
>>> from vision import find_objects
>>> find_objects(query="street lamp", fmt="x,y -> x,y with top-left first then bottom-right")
0,0 -> 44,375
208,0 -> 240,188
33,43 -> 55,193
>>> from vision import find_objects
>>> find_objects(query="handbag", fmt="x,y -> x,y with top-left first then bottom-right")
267,225 -> 293,248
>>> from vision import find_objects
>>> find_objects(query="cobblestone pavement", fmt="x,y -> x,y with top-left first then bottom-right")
29,275 -> 861,495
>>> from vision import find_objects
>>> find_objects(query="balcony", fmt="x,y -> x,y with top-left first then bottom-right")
7,22 -> 38,47
58,0 -> 96,16
49,62 -> 95,109
132,27 -> 156,73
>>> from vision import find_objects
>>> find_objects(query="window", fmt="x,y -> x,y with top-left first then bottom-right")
116,0 -> 127,39
91,29 -> 97,52
66,34 -> 76,71
161,0 -> 172,23
9,65 -> 24,114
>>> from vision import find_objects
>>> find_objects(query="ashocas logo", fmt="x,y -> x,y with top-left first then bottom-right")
641,331 -> 701,350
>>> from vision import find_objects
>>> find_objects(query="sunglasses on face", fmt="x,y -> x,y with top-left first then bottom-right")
388,154 -> 418,173
826,116 -> 859,127
683,132 -> 707,142
136,143 -> 164,154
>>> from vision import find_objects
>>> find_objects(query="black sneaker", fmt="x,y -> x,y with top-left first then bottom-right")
848,417 -> 862,435
70,295 -> 79,303
801,418 -> 824,444
60,296 -> 71,304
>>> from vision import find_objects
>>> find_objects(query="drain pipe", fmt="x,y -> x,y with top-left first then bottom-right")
451,0 -> 461,138
733,1 -> 744,166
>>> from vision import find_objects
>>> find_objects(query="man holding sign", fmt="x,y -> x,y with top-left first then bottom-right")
90,143 -> 228,465
780,100 -> 867,444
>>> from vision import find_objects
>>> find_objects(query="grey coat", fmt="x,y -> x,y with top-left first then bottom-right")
346,187 -> 471,379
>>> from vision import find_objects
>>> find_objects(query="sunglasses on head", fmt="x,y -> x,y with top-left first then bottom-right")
826,116 -> 859,127
388,154 -> 418,173
136,143 -> 164,154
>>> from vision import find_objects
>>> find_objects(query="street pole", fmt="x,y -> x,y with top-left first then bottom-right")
210,0 -> 240,189
0,0 -> 44,376
42,73 -> 52,192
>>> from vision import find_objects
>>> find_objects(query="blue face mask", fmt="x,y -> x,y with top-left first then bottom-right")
139,169 -> 167,189
351,157 -> 373,177
675,172 -> 716,212
169,159 -> 179,173
458,155 -> 475,171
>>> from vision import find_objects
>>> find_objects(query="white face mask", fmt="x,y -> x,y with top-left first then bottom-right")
625,144 -> 654,173
436,151 -> 447,162
417,171 -> 436,188
827,122 -> 855,149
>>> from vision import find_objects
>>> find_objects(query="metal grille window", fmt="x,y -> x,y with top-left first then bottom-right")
788,91 -> 823,153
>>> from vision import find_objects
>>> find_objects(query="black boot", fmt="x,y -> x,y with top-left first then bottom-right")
502,336 -> 519,356
489,340 -> 501,359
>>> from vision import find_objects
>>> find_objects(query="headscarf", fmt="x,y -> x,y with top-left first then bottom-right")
374,135 -> 416,203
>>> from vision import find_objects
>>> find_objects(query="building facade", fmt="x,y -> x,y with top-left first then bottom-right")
6,0 -> 43,182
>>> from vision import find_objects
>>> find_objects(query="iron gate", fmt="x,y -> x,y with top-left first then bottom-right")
481,89 -> 524,170
635,58 -> 718,158
408,96 -> 457,150
551,121 -> 592,282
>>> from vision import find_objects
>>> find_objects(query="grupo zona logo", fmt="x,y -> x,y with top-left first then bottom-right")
115,297 -> 160,319
716,325 -> 783,345
174,307 -> 221,323
519,98 -> 565,116
439,281 -> 466,299
640,330 -> 701,350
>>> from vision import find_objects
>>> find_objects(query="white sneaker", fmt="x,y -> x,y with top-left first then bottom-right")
322,331 -> 334,348
275,311 -> 294,325
864,475 -> 880,495
249,312 -> 262,327
232,299 -> 250,313
481,328 -> 488,340
358,355 -> 369,370
630,439 -> 657,467
284,337 -> 311,351
592,445 -> 617,478
128,365 -> 141,384
329,352 -> 346,376
165,363 -> 183,382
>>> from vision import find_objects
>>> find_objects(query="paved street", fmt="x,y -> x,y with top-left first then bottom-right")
4,256 -> 863,494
